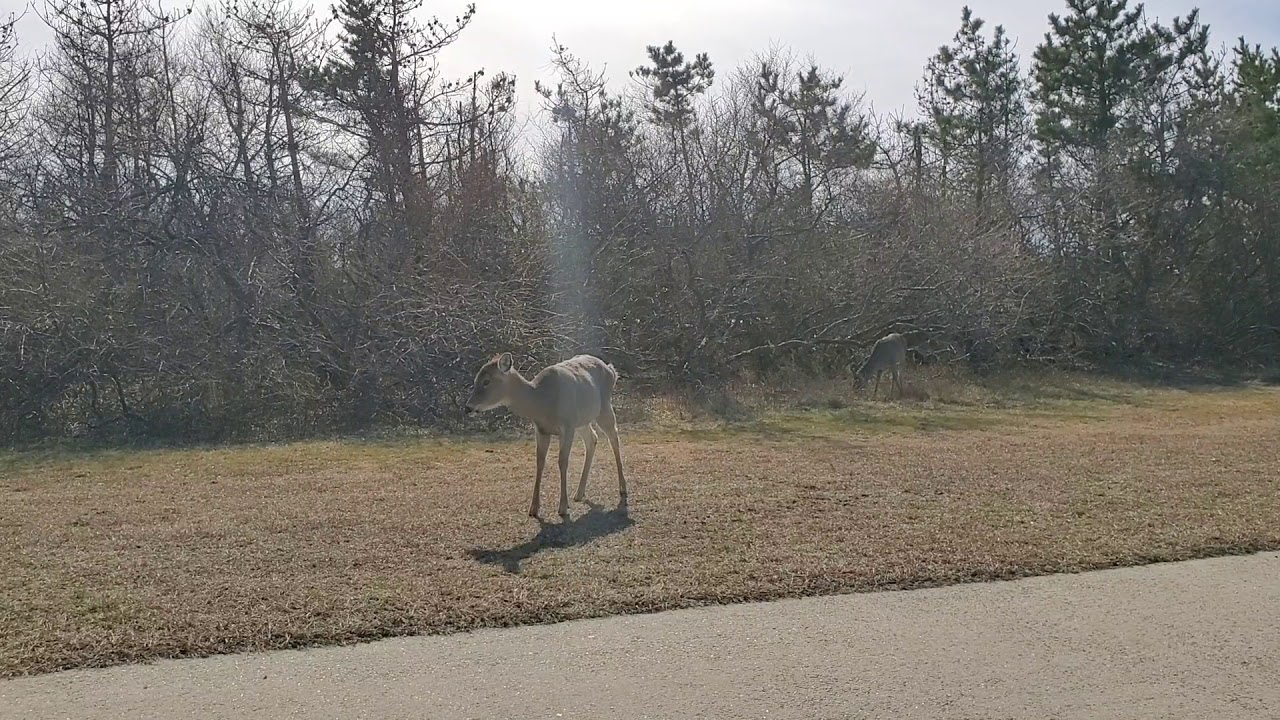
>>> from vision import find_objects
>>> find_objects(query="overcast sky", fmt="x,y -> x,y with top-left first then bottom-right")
6,0 -> 1280,119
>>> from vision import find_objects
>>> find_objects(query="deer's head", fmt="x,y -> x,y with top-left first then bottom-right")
464,352 -> 515,415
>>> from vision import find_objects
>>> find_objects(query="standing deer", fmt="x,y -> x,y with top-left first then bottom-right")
857,332 -> 908,399
464,353 -> 627,519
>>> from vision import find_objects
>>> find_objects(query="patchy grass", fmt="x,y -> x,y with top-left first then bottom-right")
629,366 -> 1170,438
2,374 -> 1279,678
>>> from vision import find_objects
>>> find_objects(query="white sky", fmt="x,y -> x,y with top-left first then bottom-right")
5,0 -> 1279,119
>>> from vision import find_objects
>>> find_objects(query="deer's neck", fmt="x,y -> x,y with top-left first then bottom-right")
505,373 -> 545,423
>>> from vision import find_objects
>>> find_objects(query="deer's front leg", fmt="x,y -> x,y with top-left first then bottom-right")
575,424 -> 598,502
557,425 -> 576,519
531,427 -> 551,517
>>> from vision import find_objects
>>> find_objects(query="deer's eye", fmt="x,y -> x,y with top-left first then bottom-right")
481,379 -> 490,388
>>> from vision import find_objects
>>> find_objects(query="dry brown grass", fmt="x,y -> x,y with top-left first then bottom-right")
2,375 -> 1279,678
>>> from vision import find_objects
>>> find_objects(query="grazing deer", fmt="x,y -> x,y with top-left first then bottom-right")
464,353 -> 627,519
857,332 -> 908,399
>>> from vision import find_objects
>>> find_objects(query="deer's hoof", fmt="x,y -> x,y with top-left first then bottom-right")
528,506 -> 540,518
573,492 -> 586,502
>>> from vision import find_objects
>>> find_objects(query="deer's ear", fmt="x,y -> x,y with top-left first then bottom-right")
497,353 -> 513,373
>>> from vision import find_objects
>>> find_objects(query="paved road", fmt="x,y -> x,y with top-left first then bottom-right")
4,553 -> 1278,720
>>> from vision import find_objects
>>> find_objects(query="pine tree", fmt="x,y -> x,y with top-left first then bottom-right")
313,0 -> 478,218
754,60 -> 872,213
919,6 -> 1027,214
1031,0 -> 1203,174
632,41 -> 714,131
631,40 -> 715,230
1224,40 -> 1280,335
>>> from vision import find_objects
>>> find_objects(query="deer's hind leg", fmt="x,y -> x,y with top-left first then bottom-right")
575,423 -> 598,502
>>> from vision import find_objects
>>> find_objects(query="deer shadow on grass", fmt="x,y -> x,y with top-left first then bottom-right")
469,501 -> 634,574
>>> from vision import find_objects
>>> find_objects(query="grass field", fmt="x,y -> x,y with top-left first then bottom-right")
2,372 -> 1279,678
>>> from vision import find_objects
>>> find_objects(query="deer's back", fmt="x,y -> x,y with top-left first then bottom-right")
869,333 -> 907,367
532,354 -> 617,428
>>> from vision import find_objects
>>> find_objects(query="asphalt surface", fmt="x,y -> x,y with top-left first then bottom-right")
3,552 -> 1278,719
